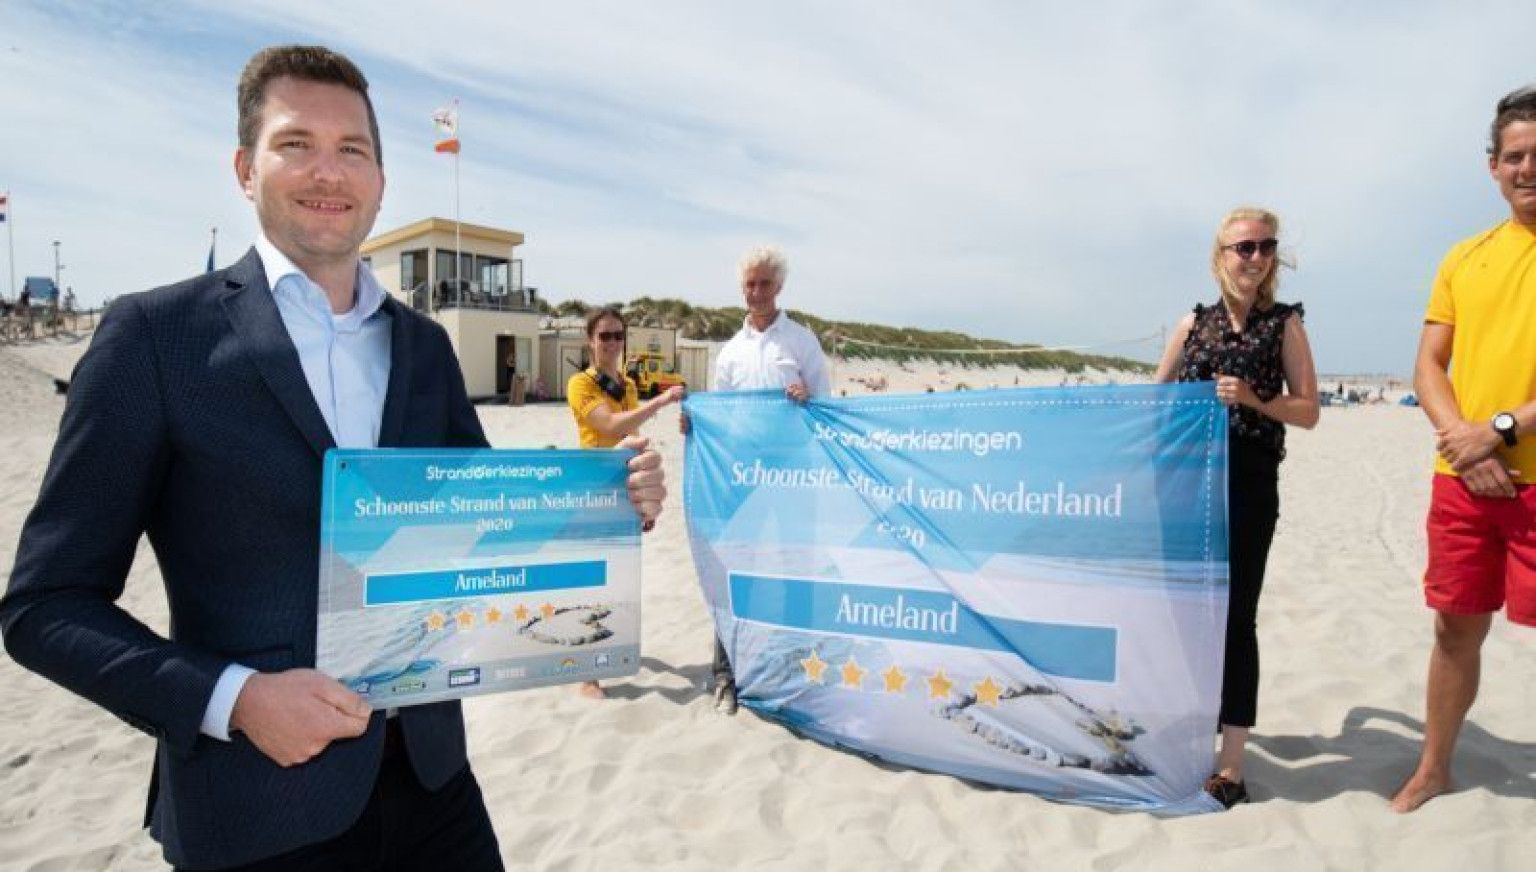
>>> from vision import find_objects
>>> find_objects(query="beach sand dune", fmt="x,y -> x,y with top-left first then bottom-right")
1,345 -> 1532,871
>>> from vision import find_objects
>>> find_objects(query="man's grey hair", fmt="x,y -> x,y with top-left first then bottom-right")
738,245 -> 788,286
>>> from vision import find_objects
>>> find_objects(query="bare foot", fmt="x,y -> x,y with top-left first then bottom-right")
575,681 -> 605,700
1390,770 -> 1449,813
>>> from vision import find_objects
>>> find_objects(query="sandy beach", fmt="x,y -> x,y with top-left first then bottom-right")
0,336 -> 1531,871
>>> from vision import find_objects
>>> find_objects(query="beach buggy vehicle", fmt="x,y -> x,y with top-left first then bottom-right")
625,351 -> 687,398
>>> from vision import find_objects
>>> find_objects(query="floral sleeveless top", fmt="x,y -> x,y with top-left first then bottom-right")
1177,300 -> 1304,461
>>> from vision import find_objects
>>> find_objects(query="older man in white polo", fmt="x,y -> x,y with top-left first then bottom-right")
688,245 -> 829,714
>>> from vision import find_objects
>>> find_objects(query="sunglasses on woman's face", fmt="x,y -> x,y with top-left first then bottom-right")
595,330 -> 626,342
1222,238 -> 1278,260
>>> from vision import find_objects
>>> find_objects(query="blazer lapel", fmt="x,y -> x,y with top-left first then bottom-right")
219,248 -> 336,459
377,297 -> 415,448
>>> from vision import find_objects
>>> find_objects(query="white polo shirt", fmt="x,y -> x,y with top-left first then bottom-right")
713,310 -> 830,395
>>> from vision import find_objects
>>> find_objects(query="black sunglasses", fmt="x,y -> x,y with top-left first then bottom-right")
595,330 -> 626,342
1222,238 -> 1278,259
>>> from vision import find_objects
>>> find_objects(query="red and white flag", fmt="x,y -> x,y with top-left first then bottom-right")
432,101 -> 460,154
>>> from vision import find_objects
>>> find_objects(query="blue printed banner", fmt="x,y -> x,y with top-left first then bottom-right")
317,449 -> 641,707
684,383 -> 1229,814
729,573 -> 1117,681
366,561 -> 607,606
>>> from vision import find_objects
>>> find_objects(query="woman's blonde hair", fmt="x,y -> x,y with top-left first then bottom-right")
1210,206 -> 1284,309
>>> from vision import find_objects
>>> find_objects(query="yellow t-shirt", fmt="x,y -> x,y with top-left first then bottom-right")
1424,220 -> 1536,479
567,369 -> 640,448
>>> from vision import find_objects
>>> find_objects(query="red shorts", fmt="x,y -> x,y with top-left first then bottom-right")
1425,474 -> 1536,625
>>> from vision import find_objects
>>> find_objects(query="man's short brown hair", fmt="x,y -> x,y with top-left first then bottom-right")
1490,85 -> 1536,157
237,45 -> 382,165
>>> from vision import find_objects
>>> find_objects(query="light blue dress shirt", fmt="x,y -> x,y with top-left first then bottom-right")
200,237 -> 393,741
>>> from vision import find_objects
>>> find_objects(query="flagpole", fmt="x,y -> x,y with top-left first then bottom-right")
6,191 -> 14,301
210,226 -> 217,269
454,99 -> 462,303
454,147 -> 461,297
431,98 -> 462,316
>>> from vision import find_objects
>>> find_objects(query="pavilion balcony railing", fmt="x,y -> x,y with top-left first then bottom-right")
409,281 -> 540,313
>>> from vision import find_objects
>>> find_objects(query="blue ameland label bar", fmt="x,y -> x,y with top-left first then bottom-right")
728,573 -> 1117,682
366,560 -> 607,606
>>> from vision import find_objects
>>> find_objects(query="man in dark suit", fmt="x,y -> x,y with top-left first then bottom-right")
0,45 -> 665,870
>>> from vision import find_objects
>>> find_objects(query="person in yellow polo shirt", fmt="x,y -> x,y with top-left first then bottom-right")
566,307 -> 683,698
1397,84 -> 1536,812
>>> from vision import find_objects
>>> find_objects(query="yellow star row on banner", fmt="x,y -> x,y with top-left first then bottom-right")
798,649 -> 1003,704
422,601 -> 557,632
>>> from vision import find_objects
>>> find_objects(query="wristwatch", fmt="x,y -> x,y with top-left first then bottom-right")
1492,411 -> 1519,447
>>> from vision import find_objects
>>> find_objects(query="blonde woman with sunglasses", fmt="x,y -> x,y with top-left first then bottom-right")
1154,207 -> 1320,807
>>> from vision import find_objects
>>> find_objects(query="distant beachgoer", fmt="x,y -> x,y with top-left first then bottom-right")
680,244 -> 828,715
1394,84 -> 1536,813
1154,206 -> 1319,809
566,306 -> 681,700
505,350 -> 517,405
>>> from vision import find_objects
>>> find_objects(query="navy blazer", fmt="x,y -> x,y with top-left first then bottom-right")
1,249 -> 489,869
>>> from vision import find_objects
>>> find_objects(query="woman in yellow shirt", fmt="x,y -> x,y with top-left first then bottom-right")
566,307 -> 683,698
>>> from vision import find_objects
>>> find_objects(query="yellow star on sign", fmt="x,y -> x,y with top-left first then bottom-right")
800,649 -> 828,683
882,664 -> 908,694
840,657 -> 867,689
513,604 -> 530,622
424,611 -> 446,632
926,669 -> 954,700
974,676 -> 1003,707
455,608 -> 475,629
485,607 -> 502,624
540,603 -> 556,620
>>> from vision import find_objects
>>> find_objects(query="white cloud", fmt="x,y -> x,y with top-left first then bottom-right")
4,0 -> 1531,371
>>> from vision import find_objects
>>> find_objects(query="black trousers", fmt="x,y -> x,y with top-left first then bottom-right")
1221,441 -> 1280,728
183,734 -> 503,872
713,634 -> 733,682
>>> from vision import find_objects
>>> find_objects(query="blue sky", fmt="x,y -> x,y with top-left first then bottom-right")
2,1 -> 1530,374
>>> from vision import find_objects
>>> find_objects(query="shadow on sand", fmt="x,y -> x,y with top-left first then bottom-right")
1247,705 -> 1536,804
596,656 -> 712,705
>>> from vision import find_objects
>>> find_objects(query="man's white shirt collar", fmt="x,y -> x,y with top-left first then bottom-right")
743,309 -> 786,338
253,234 -> 387,324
